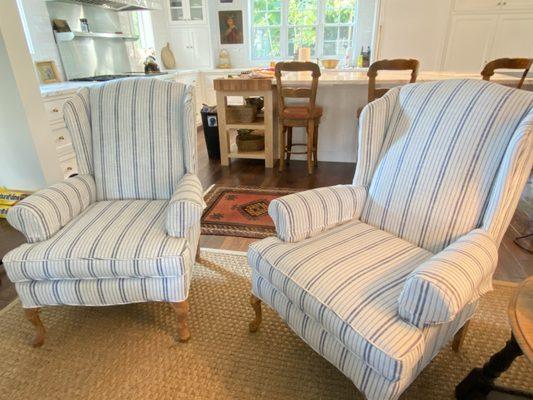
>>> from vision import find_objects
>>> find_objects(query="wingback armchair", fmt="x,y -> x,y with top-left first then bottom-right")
3,79 -> 205,346
248,79 -> 533,400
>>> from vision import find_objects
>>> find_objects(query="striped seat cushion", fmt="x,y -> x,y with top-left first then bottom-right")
3,200 -> 191,282
361,79 -> 533,253
248,219 -> 433,382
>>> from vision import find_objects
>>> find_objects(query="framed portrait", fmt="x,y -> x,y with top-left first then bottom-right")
35,61 -> 61,84
219,10 -> 244,45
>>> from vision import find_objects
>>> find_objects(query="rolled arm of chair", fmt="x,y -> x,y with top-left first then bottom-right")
398,229 -> 498,328
166,173 -> 206,237
7,175 -> 97,243
268,185 -> 367,243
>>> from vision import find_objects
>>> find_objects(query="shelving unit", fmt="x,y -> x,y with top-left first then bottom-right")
54,31 -> 139,42
214,78 -> 274,168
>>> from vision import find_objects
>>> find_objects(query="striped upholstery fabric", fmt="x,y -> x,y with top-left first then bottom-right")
398,229 -> 498,327
361,79 -> 533,253
88,79 -> 196,201
248,219 -> 432,382
253,275 -> 477,400
4,78 -> 202,309
268,185 -> 367,243
63,88 -> 93,175
4,201 -> 192,283
166,173 -> 206,237
14,275 -> 192,308
482,113 -> 533,244
248,80 -> 533,399
353,87 -> 400,188
7,175 -> 96,243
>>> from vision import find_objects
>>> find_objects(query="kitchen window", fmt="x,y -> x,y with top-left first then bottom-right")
250,0 -> 359,60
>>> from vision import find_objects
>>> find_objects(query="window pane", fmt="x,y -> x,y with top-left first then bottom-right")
190,0 -> 202,5
323,41 -> 337,56
339,26 -> 351,39
324,26 -> 338,41
324,0 -> 356,24
254,11 -> 281,26
288,26 -> 316,57
252,27 -> 281,58
288,0 -> 317,25
170,8 -> 184,21
253,0 -> 281,12
190,7 -> 203,20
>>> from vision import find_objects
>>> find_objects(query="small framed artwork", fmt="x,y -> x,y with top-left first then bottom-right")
35,61 -> 61,84
219,10 -> 244,45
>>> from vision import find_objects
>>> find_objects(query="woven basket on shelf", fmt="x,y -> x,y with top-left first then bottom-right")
227,105 -> 257,123
236,130 -> 264,152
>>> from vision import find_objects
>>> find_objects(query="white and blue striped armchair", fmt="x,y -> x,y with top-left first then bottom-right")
248,79 -> 533,400
4,79 -> 205,346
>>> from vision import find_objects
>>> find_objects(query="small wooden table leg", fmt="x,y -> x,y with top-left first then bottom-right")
24,308 -> 45,347
249,294 -> 262,332
455,335 -> 524,399
170,301 -> 191,343
452,320 -> 470,352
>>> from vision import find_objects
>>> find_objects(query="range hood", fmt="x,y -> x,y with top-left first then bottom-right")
50,0 -> 161,11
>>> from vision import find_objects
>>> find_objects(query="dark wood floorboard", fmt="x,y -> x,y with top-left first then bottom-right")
0,130 -> 530,310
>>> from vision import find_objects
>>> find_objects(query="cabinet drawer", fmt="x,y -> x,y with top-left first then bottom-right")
51,126 -> 72,148
59,154 -> 78,179
43,97 -> 69,122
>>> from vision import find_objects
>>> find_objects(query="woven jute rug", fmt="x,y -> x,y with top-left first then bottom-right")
0,249 -> 531,400
201,186 -> 298,238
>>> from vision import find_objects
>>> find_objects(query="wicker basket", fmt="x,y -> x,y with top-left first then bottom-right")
227,105 -> 257,123
236,130 -> 264,152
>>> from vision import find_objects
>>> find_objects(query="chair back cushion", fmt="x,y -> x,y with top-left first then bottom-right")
361,79 -> 533,252
89,78 -> 191,200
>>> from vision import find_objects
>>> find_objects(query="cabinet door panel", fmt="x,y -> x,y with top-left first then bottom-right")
490,14 -> 533,59
453,0 -> 500,12
189,27 -> 212,67
500,0 -> 533,10
169,29 -> 195,68
443,15 -> 497,71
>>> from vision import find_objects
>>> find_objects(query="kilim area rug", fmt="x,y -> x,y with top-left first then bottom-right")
201,186 -> 298,238
0,249 -> 531,400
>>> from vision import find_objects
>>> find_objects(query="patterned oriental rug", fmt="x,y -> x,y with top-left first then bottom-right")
0,249 -> 531,400
201,186 -> 298,238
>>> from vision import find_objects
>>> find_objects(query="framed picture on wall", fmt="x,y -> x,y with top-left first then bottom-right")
35,61 -> 61,84
219,10 -> 244,45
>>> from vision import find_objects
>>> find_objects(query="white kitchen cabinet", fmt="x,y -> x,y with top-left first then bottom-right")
453,0 -> 500,12
443,14 -> 498,71
169,27 -> 211,68
168,0 -> 207,24
490,13 -> 533,59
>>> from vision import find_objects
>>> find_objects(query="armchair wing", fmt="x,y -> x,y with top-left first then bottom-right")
166,173 -> 206,237
7,175 -> 96,243
398,229 -> 498,328
268,185 -> 367,243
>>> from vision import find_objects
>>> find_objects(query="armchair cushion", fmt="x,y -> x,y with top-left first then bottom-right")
249,219 -> 432,382
166,173 -> 205,237
7,175 -> 96,243
398,229 -> 498,328
3,200 -> 192,283
269,185 -> 367,243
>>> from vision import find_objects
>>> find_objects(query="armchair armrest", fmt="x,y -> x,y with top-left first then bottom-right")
166,173 -> 206,237
7,175 -> 96,243
398,229 -> 498,327
268,185 -> 367,243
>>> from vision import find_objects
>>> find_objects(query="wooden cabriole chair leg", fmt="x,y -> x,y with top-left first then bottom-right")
452,320 -> 470,352
169,300 -> 191,343
279,124 -> 286,172
24,308 -> 45,347
287,127 -> 293,163
306,120 -> 315,175
249,294 -> 262,332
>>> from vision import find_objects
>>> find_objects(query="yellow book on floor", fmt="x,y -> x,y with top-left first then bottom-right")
0,187 -> 31,218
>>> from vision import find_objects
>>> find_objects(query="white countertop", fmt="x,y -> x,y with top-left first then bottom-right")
40,69 -> 532,97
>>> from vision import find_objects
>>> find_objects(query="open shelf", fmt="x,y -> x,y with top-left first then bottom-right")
229,144 -> 266,160
54,31 -> 139,42
226,118 -> 265,130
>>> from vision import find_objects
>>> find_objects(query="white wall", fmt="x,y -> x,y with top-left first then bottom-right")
377,0 -> 452,70
0,0 -> 62,190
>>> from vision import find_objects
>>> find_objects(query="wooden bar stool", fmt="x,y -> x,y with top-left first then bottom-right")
481,58 -> 532,89
357,59 -> 419,117
275,62 -> 322,175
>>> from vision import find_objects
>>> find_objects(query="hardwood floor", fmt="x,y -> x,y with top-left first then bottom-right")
0,129 -> 531,310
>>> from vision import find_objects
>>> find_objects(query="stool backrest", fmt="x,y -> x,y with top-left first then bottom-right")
481,58 -> 532,89
275,62 -> 321,120
367,59 -> 419,102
